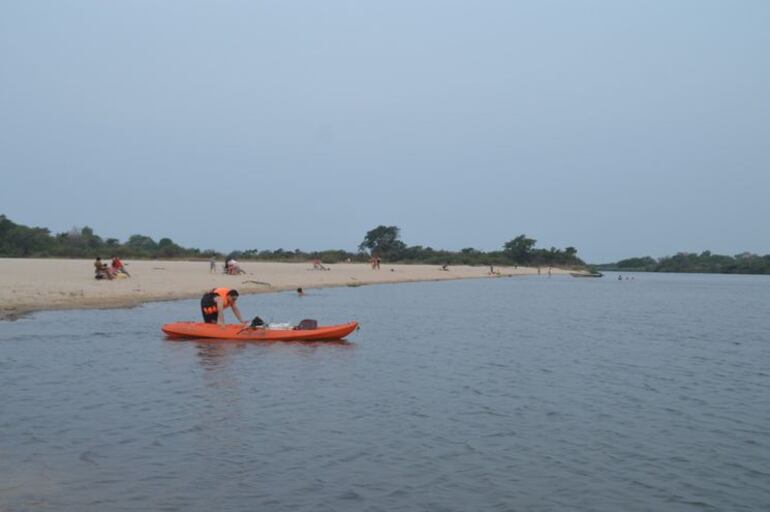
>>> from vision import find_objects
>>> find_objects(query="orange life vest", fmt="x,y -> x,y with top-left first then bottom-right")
201,288 -> 235,316
212,288 -> 234,309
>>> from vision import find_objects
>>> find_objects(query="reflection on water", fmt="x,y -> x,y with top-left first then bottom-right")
195,341 -> 247,370
1,275 -> 770,511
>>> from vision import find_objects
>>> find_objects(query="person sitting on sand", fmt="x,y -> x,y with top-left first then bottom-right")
225,259 -> 245,275
94,257 -> 113,280
200,288 -> 246,325
440,262 -> 450,271
111,256 -> 130,277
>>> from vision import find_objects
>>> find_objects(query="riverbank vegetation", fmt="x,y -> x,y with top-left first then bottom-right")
0,216 -> 584,268
598,251 -> 770,275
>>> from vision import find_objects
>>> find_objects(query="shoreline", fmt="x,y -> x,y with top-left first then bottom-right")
0,258 -> 572,321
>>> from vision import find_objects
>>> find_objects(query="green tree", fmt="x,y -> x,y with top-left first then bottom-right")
158,237 -> 184,257
0,216 -> 55,256
126,234 -> 158,255
80,226 -> 103,250
503,235 -> 537,264
359,225 -> 407,259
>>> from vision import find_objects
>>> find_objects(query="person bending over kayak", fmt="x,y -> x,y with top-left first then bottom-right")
200,288 -> 246,325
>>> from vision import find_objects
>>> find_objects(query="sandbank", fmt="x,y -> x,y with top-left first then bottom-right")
0,258 -> 571,320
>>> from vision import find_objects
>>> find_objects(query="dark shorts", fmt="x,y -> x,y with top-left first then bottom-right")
200,292 -> 219,323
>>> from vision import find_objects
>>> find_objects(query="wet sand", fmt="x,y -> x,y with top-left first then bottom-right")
0,258 -> 571,320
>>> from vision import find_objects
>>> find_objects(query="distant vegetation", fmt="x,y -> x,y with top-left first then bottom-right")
10,214 -> 768,274
0,215 -> 214,259
0,215 -> 585,267
598,251 -> 770,275
355,226 -> 583,267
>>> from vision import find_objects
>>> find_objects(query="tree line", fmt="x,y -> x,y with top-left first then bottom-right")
357,226 -> 583,266
598,251 -> 770,275
0,216 -> 585,267
0,215 -> 208,259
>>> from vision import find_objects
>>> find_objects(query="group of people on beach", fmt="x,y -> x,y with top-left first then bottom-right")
94,256 -> 130,280
208,257 -> 246,275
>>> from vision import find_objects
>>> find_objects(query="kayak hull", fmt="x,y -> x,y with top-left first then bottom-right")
570,272 -> 603,278
162,321 -> 358,341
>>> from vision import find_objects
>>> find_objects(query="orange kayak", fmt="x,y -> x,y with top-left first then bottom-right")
162,321 -> 358,342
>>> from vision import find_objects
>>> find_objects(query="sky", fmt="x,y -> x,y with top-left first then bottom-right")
1,1 -> 768,262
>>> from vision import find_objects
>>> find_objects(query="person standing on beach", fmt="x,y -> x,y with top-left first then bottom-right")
200,288 -> 246,325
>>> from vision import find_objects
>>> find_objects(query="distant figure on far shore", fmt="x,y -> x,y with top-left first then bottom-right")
209,257 -> 216,273
297,287 -> 304,296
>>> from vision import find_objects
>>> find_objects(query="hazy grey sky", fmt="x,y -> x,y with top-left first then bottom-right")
2,1 -> 768,262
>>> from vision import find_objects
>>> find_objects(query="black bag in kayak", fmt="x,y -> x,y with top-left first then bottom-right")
295,319 -> 318,330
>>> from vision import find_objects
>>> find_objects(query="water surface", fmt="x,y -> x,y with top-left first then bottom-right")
2,273 -> 769,511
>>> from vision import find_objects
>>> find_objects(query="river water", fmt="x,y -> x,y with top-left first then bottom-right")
1,273 -> 769,511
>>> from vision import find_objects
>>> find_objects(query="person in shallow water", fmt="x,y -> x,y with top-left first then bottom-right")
200,288 -> 246,325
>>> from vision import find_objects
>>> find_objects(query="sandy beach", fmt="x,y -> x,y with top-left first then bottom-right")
0,258 -> 573,320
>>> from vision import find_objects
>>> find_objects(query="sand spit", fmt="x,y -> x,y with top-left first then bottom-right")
0,258 -> 571,320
